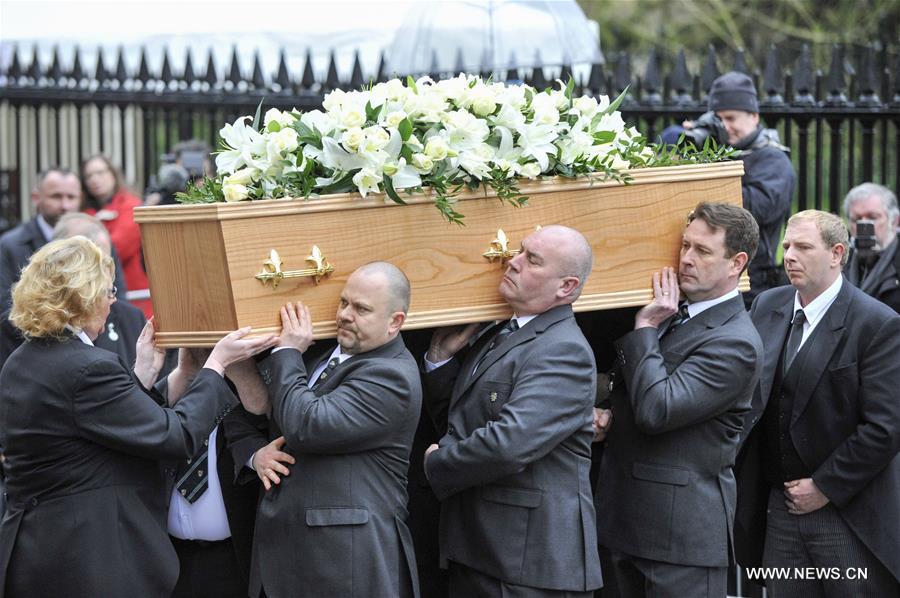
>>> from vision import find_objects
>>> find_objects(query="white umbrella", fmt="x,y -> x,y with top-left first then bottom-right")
386,0 -> 603,77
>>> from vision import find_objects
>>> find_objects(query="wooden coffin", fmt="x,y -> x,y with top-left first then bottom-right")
134,161 -> 745,347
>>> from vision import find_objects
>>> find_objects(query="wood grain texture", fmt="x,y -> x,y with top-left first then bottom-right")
136,163 -> 746,347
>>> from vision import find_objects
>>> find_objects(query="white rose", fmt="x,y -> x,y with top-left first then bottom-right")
533,109 -> 560,126
224,167 -> 256,185
340,106 -> 366,128
574,95 -> 598,116
271,127 -> 299,153
520,162 -> 541,179
363,125 -> 391,151
322,89 -> 346,112
342,127 -> 365,152
411,153 -> 434,174
222,182 -> 249,202
385,110 -> 408,128
468,87 -> 497,117
264,108 -> 295,129
424,137 -> 449,161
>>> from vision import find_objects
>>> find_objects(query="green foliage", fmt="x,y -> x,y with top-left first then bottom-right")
175,178 -> 223,203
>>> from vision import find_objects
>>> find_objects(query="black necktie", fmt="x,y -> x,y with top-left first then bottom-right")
175,440 -> 210,504
661,303 -> 691,338
783,309 -> 807,371
474,319 -> 519,373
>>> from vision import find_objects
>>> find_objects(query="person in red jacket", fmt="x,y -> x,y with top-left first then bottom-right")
81,154 -> 153,317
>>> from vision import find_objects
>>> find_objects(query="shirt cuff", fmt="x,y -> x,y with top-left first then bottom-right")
246,452 -> 256,471
424,355 -> 452,372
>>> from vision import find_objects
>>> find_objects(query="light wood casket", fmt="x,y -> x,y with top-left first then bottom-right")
134,161 -> 745,347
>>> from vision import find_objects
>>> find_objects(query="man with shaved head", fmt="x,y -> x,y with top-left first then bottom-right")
422,225 -> 603,597
252,261 -> 422,598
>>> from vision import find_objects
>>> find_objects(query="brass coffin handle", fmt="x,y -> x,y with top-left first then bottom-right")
482,229 -> 520,263
256,246 -> 335,289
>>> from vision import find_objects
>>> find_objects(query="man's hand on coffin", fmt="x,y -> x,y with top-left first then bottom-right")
635,267 -> 680,330
426,322 -> 481,363
278,301 -> 315,353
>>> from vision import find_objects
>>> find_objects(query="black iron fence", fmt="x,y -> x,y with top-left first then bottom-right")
1,42 -> 899,233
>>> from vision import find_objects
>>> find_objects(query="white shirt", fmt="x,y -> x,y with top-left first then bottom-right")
792,275 -> 843,351
67,325 -> 94,346
424,314 -> 535,372
167,427 -> 232,541
684,287 -> 740,319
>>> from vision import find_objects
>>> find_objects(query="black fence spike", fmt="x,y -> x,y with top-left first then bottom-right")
70,45 -> 85,82
824,44 -> 847,106
479,47 -> 492,80
792,44 -> 815,105
47,45 -> 62,82
324,50 -> 340,91
349,50 -> 364,88
857,44 -> 880,106
733,49 -> 749,74
182,50 -> 196,85
375,51 -> 388,83
701,45 -> 719,93
6,46 -> 22,82
505,52 -> 521,83
137,46 -> 151,83
251,51 -> 266,88
454,48 -> 465,76
94,45 -> 109,85
643,47 -> 662,105
429,50 -> 441,81
227,46 -> 243,85
761,44 -> 784,106
204,49 -> 218,86
529,50 -> 548,89
614,51 -> 632,95
300,49 -> 316,89
670,48 -> 693,105
274,50 -> 291,90
26,45 -> 41,81
160,49 -> 173,84
114,46 -> 128,82
560,57 -> 574,87
586,61 -> 606,95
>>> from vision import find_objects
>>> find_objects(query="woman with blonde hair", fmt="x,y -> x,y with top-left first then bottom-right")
0,236 -> 276,598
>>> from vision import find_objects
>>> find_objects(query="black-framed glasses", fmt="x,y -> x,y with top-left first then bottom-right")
107,286 -> 117,299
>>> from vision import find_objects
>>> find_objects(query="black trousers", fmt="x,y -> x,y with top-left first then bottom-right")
598,547 -> 727,598
448,561 -> 593,598
171,536 -> 247,598
762,487 -> 899,598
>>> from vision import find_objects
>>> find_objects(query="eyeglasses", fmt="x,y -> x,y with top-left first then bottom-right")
107,286 -> 117,299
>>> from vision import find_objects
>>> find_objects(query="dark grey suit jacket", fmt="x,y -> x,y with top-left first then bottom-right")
0,336 -> 235,598
595,295 -> 762,567
735,279 -> 900,582
423,304 -> 603,592
253,335 -> 422,598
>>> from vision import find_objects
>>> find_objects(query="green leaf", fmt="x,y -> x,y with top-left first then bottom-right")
398,118 -> 413,142
266,120 -> 281,133
406,75 -> 418,94
592,130 -> 617,144
400,145 -> 413,163
565,77 -> 575,100
318,171 -> 356,195
383,176 -> 407,205
598,86 -> 629,118
251,98 -> 265,130
365,100 -> 382,124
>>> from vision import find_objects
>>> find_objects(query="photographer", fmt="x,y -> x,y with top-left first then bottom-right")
145,140 -> 212,206
664,71 -> 796,307
842,182 -> 900,313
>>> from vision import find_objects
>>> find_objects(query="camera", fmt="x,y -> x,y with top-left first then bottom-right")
681,111 -> 729,149
853,219 -> 878,258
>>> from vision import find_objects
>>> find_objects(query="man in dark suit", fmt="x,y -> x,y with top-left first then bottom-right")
842,182 -> 900,313
594,203 -> 763,597
252,262 -> 422,598
735,210 -> 900,596
423,225 -> 602,597
0,169 -> 129,368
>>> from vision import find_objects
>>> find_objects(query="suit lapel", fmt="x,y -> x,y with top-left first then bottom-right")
790,282 -> 851,427
754,298 -> 793,411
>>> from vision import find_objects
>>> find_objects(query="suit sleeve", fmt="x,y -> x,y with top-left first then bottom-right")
222,405 -> 270,482
425,338 -> 595,500
262,349 -> 420,454
74,356 -> 237,460
421,358 -> 460,436
812,316 -> 900,507
617,326 -> 761,435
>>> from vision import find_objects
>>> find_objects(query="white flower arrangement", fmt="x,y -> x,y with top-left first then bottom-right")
182,74 -> 659,223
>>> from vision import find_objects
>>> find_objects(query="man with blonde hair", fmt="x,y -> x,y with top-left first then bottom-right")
735,210 -> 900,596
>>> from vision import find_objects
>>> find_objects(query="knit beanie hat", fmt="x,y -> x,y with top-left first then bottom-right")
708,71 -> 759,113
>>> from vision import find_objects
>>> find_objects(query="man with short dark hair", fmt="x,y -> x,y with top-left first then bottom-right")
842,182 -> 900,313
251,261 -> 422,598
422,225 -> 602,597
735,210 -> 900,596
595,203 -> 763,598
